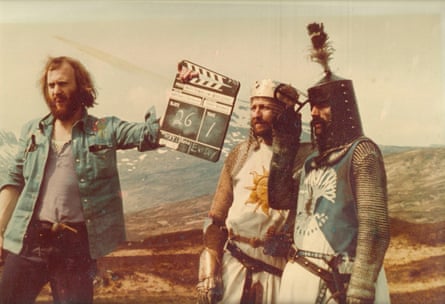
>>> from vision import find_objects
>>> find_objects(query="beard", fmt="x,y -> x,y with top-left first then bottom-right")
47,91 -> 82,121
310,116 -> 330,150
251,118 -> 273,141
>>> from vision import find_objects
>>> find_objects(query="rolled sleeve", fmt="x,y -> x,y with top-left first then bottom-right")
0,121 -> 35,192
139,106 -> 161,151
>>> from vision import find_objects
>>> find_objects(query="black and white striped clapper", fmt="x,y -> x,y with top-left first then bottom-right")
160,60 -> 240,162
179,60 -> 240,96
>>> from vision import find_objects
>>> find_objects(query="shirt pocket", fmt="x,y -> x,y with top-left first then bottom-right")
22,135 -> 44,181
87,140 -> 116,179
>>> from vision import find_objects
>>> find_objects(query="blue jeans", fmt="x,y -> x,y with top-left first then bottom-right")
0,221 -> 96,304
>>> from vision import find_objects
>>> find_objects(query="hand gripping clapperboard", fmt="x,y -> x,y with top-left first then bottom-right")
160,60 -> 240,162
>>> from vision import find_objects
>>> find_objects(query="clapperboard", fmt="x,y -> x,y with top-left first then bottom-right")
160,60 -> 240,162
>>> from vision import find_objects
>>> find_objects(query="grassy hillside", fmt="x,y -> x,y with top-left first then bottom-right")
385,147 -> 445,224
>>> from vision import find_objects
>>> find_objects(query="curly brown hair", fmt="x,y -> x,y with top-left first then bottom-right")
40,56 -> 97,108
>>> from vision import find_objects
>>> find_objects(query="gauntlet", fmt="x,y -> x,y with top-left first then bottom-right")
196,219 -> 227,304
274,83 -> 300,108
272,106 -> 302,148
196,248 -> 223,304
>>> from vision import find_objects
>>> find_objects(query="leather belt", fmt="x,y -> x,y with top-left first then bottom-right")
228,229 -> 264,248
227,241 -> 282,304
287,245 -> 350,304
288,244 -> 354,263
287,246 -> 337,287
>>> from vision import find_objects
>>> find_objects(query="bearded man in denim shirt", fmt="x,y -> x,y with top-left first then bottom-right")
0,56 -> 174,304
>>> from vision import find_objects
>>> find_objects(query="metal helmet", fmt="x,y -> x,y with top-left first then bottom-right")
308,72 -> 363,151
307,22 -> 363,152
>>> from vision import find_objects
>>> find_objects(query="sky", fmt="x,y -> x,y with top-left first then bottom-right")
0,0 -> 444,147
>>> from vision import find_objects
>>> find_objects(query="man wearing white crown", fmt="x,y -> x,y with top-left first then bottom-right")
196,78 -> 312,304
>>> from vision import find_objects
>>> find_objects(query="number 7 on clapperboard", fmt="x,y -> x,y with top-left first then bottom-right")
160,60 -> 240,162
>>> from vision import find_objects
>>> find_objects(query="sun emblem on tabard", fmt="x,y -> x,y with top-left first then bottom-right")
245,166 -> 270,215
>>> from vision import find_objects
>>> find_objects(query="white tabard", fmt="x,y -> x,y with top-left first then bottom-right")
218,142 -> 288,304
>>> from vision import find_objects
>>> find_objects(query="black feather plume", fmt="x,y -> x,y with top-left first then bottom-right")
307,22 -> 335,75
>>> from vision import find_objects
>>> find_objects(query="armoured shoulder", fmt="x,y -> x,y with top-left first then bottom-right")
350,137 -> 387,194
351,137 -> 383,164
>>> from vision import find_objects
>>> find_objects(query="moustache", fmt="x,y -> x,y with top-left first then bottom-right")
50,93 -> 67,104
252,118 -> 267,125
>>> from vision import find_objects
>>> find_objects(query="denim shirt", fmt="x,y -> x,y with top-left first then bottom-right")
1,108 -> 160,259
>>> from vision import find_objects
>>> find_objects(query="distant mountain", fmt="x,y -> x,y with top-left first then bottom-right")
3,126 -> 442,220
379,145 -> 419,156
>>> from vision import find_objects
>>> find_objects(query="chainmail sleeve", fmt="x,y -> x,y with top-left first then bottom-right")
209,139 -> 257,222
347,140 -> 390,303
208,159 -> 234,225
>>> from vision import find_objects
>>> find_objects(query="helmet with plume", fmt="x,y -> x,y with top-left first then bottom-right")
307,23 -> 364,152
